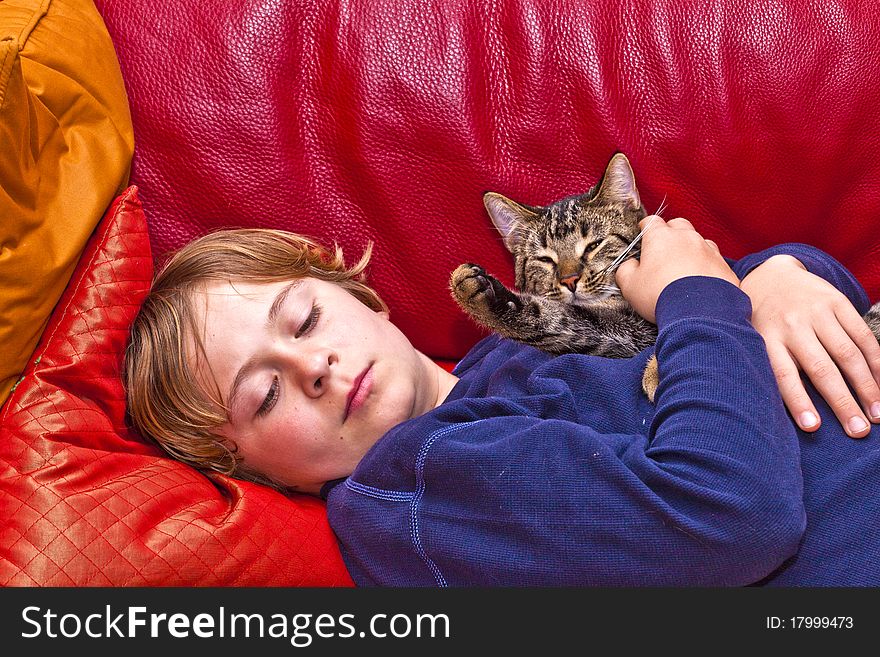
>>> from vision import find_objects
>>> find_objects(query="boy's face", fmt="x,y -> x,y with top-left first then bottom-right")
191,277 -> 439,494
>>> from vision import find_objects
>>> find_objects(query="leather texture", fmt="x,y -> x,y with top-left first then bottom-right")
0,187 -> 353,586
0,0 -> 134,405
94,0 -> 880,365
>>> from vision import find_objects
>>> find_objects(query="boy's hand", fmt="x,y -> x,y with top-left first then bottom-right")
615,216 -> 739,323
740,254 -> 880,438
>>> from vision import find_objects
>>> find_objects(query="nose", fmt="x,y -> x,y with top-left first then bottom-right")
287,346 -> 336,398
559,274 -> 580,291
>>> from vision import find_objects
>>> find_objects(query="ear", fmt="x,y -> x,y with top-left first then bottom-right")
377,310 -> 390,321
483,192 -> 539,253
593,153 -> 642,210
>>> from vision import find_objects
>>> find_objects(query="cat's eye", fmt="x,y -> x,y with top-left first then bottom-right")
585,239 -> 603,252
534,256 -> 557,266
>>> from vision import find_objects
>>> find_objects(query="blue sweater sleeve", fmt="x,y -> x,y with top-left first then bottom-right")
728,243 -> 870,313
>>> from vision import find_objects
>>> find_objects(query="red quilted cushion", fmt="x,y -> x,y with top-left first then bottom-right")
0,187 -> 353,586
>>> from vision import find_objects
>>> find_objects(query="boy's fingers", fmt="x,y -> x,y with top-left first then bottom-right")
766,342 -> 821,432
615,257 -> 638,285
816,319 -> 880,423
638,214 -> 665,230
836,302 -> 880,390
667,217 -> 695,230
792,337 -> 871,438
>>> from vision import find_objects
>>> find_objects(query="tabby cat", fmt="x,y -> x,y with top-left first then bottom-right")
450,153 -> 880,402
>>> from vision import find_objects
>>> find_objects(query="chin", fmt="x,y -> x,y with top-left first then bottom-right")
379,384 -> 416,427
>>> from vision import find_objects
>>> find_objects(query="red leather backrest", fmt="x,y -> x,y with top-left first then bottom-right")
95,0 -> 880,362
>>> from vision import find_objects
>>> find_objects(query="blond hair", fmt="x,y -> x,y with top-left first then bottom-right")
125,229 -> 387,490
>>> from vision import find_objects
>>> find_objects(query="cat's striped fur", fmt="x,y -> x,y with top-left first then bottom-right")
451,152 -> 880,402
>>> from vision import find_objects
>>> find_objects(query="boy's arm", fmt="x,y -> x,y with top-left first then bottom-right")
727,243 -> 870,313
330,277 -> 805,587
728,244 -> 880,436
333,221 -> 808,587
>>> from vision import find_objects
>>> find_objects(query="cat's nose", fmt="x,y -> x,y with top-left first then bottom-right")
559,274 -> 580,291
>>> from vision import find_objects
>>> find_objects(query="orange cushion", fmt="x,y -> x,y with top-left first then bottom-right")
0,0 -> 134,406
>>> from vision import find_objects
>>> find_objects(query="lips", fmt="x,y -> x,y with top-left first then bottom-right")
344,365 -> 373,421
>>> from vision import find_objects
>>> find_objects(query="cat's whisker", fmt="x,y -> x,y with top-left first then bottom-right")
654,194 -> 668,218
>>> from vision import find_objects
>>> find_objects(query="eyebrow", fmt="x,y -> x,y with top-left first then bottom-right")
227,280 -> 302,415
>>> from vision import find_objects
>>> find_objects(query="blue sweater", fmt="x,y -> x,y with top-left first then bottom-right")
326,244 -> 880,586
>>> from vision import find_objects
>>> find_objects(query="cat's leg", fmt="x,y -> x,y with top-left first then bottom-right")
450,264 -> 583,352
450,263 -> 525,329
451,263 -> 652,357
641,354 -> 658,403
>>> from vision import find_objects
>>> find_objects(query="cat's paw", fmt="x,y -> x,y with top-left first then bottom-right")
450,264 -> 522,316
641,354 -> 658,403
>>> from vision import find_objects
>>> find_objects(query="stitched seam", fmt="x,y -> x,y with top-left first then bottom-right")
344,479 -> 413,502
660,315 -> 753,335
14,0 -> 51,50
411,428 -> 450,587
410,423 -> 483,587
0,39 -> 14,111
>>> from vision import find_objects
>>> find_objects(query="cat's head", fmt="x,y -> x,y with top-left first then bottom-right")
485,152 -> 646,305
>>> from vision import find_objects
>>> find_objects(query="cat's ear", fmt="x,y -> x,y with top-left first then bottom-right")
593,153 -> 641,210
483,192 -> 539,252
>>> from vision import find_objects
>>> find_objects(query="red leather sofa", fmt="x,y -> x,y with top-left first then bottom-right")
3,0 -> 880,585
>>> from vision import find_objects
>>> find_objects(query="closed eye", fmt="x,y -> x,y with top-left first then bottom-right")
254,303 -> 321,419
256,376 -> 279,417
295,303 -> 322,338
533,256 -> 557,266
588,234 -> 628,260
